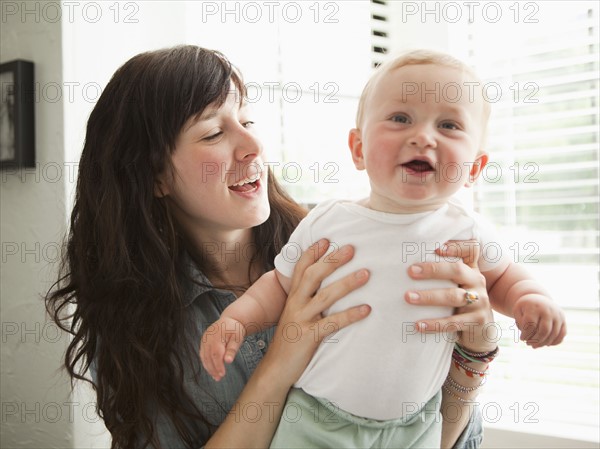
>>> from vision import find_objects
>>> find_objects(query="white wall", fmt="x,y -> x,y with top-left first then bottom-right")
1,3 -> 71,447
1,1 -> 189,447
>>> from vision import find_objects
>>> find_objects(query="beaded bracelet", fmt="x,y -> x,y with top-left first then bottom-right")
451,349 -> 491,371
452,351 -> 476,366
444,374 -> 486,393
454,343 -> 499,363
452,358 -> 488,377
442,384 -> 478,403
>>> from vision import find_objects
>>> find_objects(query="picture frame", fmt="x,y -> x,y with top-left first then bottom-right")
1,60 -> 35,169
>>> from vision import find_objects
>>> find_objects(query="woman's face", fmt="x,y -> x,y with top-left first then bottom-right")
158,89 -> 270,241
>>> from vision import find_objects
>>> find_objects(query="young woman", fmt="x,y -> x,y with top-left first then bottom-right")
46,45 -> 494,448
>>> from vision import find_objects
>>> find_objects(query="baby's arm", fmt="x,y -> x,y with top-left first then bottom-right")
200,270 -> 292,381
483,262 -> 566,348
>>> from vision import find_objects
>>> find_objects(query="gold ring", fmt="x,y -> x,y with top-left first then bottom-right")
464,290 -> 479,305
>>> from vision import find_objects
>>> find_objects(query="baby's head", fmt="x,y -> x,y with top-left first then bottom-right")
349,50 -> 490,213
356,49 -> 490,144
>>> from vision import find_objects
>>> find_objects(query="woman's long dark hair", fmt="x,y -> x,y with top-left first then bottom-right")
45,46 -> 306,448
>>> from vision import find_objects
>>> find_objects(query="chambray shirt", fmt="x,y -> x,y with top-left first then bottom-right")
148,257 -> 275,448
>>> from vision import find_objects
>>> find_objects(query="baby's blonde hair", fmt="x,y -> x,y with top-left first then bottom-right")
355,49 -> 491,142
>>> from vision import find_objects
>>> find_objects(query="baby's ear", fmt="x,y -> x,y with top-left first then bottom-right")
464,153 -> 489,187
348,129 -> 365,170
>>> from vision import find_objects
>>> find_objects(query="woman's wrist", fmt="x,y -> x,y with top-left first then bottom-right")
456,334 -> 498,354
454,343 -> 499,363
444,342 -> 498,403
258,348 -> 297,393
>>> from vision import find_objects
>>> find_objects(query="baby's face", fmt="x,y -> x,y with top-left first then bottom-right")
350,64 -> 488,214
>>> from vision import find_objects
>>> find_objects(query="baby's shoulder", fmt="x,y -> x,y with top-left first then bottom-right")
303,198 -> 352,220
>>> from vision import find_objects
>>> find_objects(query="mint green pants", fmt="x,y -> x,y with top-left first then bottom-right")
270,388 -> 442,448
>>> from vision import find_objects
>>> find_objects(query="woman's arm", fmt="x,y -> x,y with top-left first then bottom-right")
204,239 -> 371,448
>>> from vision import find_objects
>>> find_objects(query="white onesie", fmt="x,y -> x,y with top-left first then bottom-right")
274,199 -> 509,420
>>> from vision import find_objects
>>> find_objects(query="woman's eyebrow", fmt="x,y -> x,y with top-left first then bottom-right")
198,109 -> 218,121
184,109 -> 218,132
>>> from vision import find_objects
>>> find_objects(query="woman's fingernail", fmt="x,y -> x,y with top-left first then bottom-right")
410,265 -> 423,275
407,292 -> 420,303
418,322 -> 428,331
355,269 -> 368,280
440,244 -> 449,252
341,245 -> 352,256
360,305 -> 371,315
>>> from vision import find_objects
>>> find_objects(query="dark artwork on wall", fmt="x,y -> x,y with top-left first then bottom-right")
1,60 -> 35,169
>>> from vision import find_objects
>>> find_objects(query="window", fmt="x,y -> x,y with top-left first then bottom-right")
461,2 -> 599,442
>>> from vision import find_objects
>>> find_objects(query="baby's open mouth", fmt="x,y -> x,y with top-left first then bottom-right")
402,160 -> 434,173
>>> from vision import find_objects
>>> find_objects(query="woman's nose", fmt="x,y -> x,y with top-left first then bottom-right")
234,126 -> 262,161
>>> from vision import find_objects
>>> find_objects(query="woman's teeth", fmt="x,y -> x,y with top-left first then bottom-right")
230,173 -> 260,187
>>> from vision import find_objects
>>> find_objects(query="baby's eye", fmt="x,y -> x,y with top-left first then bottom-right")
242,121 -> 255,128
439,122 -> 460,130
391,115 -> 410,124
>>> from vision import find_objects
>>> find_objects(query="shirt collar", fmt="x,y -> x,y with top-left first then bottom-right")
180,251 -> 214,307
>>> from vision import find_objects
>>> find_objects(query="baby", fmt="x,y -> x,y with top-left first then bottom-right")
201,50 -> 565,448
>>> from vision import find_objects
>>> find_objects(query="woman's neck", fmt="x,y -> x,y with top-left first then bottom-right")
187,227 -> 260,291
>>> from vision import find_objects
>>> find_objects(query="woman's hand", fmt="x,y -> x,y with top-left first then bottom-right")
403,240 -> 495,449
205,239 -> 370,449
263,238 -> 371,388
404,240 -> 495,353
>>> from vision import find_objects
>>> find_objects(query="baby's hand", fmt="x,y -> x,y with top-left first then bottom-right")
200,316 -> 247,381
513,295 -> 566,348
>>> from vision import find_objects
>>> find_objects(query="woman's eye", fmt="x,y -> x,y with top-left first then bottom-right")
203,131 -> 223,141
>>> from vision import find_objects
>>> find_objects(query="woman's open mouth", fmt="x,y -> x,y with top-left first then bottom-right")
228,173 -> 261,193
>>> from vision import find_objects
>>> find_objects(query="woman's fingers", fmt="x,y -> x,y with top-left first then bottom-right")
408,261 -> 486,289
289,240 -> 357,301
288,239 -> 329,294
406,261 -> 488,312
404,255 -> 498,352
436,239 -> 480,268
314,305 -> 372,341
417,309 -> 491,333
265,240 -> 371,386
304,268 -> 370,317
405,286 -> 483,308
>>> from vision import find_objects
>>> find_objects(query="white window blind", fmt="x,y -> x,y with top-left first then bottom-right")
189,1 -> 599,443
370,0 -> 391,68
461,2 -> 599,442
